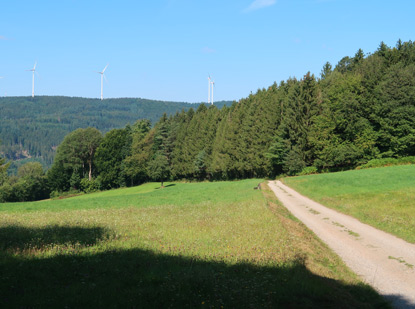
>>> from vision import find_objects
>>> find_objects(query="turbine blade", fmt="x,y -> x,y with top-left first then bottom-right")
102,64 -> 108,73
33,61 -> 37,70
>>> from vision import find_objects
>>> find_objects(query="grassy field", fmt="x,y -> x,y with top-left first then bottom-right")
283,165 -> 415,243
0,180 -> 387,307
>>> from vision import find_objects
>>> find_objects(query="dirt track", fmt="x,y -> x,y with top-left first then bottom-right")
268,180 -> 415,309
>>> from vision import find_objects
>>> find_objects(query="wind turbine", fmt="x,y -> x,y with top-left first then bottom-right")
26,62 -> 37,98
210,78 -> 215,105
97,64 -> 108,100
0,76 -> 3,97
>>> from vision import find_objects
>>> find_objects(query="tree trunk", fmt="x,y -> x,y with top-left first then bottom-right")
88,160 -> 92,181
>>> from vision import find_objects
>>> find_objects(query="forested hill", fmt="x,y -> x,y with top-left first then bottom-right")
44,39 -> 415,194
0,96 -> 233,169
74,39 -> 414,185
2,40 -> 415,201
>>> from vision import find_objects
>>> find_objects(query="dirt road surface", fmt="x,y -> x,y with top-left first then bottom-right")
268,180 -> 415,309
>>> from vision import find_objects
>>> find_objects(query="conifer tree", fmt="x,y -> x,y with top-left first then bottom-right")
320,62 -> 332,80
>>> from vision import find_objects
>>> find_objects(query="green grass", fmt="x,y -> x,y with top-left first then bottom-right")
0,181 -> 258,213
0,179 -> 388,307
283,165 -> 415,243
357,156 -> 415,169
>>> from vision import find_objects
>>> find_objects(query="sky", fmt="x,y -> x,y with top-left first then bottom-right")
0,0 -> 414,103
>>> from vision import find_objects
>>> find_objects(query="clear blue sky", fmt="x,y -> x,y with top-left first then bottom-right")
0,0 -> 414,103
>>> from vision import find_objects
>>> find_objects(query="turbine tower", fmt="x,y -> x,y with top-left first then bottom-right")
210,79 -> 215,105
97,64 -> 108,100
26,62 -> 37,98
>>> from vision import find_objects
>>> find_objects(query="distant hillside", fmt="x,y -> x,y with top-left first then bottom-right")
0,96 -> 233,170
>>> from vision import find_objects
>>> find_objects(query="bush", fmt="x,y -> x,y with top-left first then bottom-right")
0,183 -> 13,202
80,178 -> 101,193
356,156 -> 415,169
50,190 -> 61,199
50,190 -> 83,200
298,166 -> 318,176
0,175 -> 50,203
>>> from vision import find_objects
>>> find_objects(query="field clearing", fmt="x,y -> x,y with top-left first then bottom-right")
0,180 -> 387,307
283,165 -> 415,243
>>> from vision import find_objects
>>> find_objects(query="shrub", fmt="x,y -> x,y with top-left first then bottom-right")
80,178 -> 101,193
50,190 -> 83,200
50,190 -> 61,199
298,166 -> 318,176
356,156 -> 415,169
0,183 -> 13,202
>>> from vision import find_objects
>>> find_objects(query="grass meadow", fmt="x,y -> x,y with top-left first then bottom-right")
283,165 -> 415,243
0,180 -> 388,307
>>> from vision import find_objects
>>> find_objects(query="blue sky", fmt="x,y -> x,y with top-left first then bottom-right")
0,0 -> 414,102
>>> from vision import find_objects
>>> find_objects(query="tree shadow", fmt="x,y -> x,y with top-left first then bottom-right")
0,226 -> 394,308
164,184 -> 176,188
155,184 -> 176,189
0,225 -> 110,251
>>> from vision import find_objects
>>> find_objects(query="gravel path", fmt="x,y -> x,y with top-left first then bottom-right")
268,180 -> 415,309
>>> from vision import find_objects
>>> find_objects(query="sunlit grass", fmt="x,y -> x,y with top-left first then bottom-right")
0,180 -> 387,307
0,180 -> 258,213
283,165 -> 415,243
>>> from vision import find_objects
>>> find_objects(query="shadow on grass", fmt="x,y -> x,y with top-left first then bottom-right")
0,225 -> 110,251
155,184 -> 176,189
0,226 -> 394,308
164,184 -> 176,188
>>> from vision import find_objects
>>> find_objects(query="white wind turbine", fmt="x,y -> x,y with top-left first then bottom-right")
97,64 -> 108,100
26,62 -> 37,98
210,78 -> 215,105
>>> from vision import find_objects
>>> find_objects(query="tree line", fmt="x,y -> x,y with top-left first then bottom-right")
0,95 -> 232,172
1,39 -> 415,202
